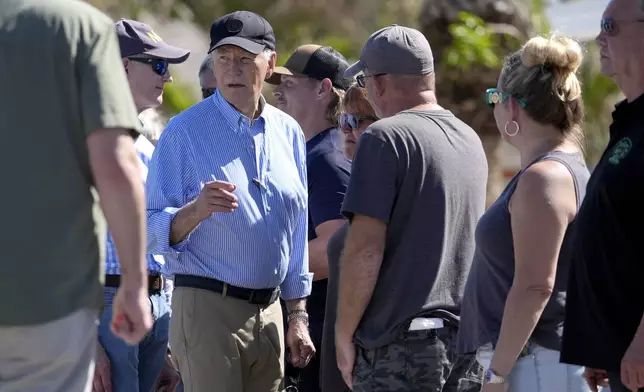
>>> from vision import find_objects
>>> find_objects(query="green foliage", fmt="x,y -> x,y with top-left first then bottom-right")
443,12 -> 503,70
162,81 -> 197,114
531,0 -> 551,35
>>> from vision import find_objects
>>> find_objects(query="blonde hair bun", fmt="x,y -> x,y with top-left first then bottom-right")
521,35 -> 583,74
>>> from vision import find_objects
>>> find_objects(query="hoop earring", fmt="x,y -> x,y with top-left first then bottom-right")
504,120 -> 520,137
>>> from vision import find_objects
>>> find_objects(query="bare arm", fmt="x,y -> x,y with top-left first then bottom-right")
309,219 -> 346,281
489,161 -> 577,377
88,129 -> 146,288
169,200 -> 203,246
335,215 -> 387,342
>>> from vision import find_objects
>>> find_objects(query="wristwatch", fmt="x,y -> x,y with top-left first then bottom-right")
485,368 -> 507,384
287,310 -> 309,326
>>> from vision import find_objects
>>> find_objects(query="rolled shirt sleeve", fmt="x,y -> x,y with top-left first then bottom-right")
146,120 -> 198,255
280,126 -> 313,300
78,22 -> 141,136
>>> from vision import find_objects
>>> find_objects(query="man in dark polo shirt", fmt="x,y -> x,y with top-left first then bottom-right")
269,45 -> 352,391
561,1 -> 644,391
336,25 -> 487,391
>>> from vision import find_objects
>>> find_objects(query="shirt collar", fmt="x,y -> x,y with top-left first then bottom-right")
306,127 -> 336,153
213,89 -> 267,133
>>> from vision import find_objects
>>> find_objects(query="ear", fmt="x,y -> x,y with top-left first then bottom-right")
264,52 -> 277,80
318,78 -> 333,99
508,97 -> 522,122
372,74 -> 386,98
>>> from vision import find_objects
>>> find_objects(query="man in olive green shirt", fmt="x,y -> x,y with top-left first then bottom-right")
0,0 -> 153,391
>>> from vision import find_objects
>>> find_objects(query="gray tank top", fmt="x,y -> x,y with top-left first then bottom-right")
456,150 -> 590,353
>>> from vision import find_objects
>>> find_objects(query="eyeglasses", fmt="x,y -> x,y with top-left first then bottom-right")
202,88 -> 216,99
128,57 -> 169,76
485,88 -> 527,108
356,73 -> 386,88
338,113 -> 378,130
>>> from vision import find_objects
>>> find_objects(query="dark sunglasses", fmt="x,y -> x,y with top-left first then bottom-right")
356,73 -> 386,88
484,88 -> 527,108
338,113 -> 378,130
128,57 -> 169,76
600,17 -> 644,36
202,88 -> 216,99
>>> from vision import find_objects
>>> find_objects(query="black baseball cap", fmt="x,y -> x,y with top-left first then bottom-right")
266,44 -> 352,90
115,19 -> 190,64
208,11 -> 276,55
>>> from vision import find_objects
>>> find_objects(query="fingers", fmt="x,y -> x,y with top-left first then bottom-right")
583,369 -> 599,392
203,180 -> 236,192
205,194 -> 239,212
169,375 -> 181,391
288,341 -> 301,367
92,368 -> 111,392
111,310 -> 152,345
622,365 -> 632,391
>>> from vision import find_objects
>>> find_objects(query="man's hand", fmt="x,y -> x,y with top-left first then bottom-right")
622,336 -> 644,391
481,383 -> 508,392
583,368 -> 609,392
286,319 -> 315,368
110,286 -> 152,345
335,334 -> 355,390
157,354 -> 181,391
93,343 -> 112,392
195,180 -> 238,220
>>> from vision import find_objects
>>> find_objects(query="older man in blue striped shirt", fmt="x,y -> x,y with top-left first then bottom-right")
146,11 -> 315,392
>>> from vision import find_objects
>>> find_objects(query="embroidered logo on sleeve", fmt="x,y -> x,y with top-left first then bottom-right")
608,137 -> 632,165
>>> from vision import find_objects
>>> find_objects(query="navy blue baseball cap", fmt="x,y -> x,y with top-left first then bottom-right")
208,11 -> 276,55
115,19 -> 190,64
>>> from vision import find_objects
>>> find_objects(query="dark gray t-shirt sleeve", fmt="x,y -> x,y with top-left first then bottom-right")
309,153 -> 350,229
342,129 -> 398,223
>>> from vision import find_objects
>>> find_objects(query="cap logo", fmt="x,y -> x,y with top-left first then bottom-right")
146,31 -> 163,43
226,19 -> 243,33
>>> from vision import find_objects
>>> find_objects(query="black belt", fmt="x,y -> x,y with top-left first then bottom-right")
174,274 -> 280,306
104,274 -> 165,293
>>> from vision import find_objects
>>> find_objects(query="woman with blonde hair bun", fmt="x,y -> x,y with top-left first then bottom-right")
456,35 -> 592,392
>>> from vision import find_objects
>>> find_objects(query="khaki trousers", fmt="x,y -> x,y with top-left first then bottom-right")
170,287 -> 284,392
0,308 -> 97,392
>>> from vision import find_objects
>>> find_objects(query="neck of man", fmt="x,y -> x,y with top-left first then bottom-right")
231,95 -> 262,120
301,116 -> 335,142
380,90 -> 442,118
618,80 -> 644,103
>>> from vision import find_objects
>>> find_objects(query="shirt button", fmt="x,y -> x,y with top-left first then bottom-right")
267,206 -> 271,211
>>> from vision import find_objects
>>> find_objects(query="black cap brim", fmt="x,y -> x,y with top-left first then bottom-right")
209,36 -> 265,55
145,43 -> 191,64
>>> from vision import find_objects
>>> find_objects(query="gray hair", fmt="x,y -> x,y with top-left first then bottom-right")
198,55 -> 213,86
260,49 -> 274,62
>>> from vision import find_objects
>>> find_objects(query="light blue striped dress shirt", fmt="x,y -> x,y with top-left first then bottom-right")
105,135 -> 163,275
146,89 -> 312,300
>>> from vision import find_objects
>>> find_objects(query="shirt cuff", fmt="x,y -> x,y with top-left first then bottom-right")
147,207 -> 191,254
280,272 -> 313,301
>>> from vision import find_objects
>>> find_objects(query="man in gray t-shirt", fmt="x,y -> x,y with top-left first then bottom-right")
335,25 -> 488,391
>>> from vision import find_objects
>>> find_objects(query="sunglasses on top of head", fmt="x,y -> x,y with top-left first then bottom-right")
484,88 -> 527,109
128,57 -> 169,76
338,113 -> 378,130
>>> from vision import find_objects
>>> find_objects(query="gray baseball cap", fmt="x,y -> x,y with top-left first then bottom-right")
344,25 -> 434,78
